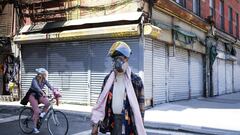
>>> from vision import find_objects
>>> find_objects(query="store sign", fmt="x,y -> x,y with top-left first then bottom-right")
144,24 -> 162,40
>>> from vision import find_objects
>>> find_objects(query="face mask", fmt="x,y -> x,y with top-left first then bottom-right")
113,58 -> 126,73
121,62 -> 128,73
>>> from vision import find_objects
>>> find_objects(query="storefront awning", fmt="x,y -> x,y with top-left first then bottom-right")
14,23 -> 162,44
14,24 -> 141,44
19,12 -> 143,34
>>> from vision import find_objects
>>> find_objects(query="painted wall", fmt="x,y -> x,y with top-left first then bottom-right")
152,8 -> 206,54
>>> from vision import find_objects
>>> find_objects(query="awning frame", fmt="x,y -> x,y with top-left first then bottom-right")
20,12 -> 143,34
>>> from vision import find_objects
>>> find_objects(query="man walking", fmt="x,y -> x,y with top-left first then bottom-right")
91,41 -> 146,135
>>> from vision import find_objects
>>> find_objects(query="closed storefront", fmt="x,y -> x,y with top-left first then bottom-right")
234,63 -> 240,92
21,43 -> 89,103
234,48 -> 240,92
144,41 -> 204,104
144,38 -> 153,106
212,57 -> 234,96
169,47 -> 189,101
90,38 -> 140,105
226,61 -> 233,93
144,38 -> 168,105
48,42 -> 89,104
152,40 -> 167,104
218,59 -> 226,95
212,59 -> 219,96
21,38 -> 141,105
89,40 -> 110,105
21,45 -> 47,97
190,52 -> 203,98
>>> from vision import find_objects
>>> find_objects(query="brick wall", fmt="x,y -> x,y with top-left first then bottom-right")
224,1 -> 229,33
173,0 -> 240,38
200,0 -> 209,19
0,4 -> 14,37
214,0 -> 240,38
186,0 -> 193,11
215,0 -> 221,29
185,0 -> 209,19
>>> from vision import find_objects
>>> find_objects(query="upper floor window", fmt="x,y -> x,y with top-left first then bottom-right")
209,0 -> 215,17
219,0 -> 224,30
236,13 -> 239,38
193,0 -> 200,16
175,0 -> 186,7
228,7 -> 233,34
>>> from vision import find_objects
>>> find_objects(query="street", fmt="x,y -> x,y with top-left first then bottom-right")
0,111 -> 201,135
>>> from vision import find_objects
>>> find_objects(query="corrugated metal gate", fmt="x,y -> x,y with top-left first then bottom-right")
169,47 -> 189,101
152,40 -> 167,104
212,59 -> 219,96
89,40 -> 110,105
47,42 -> 89,104
234,63 -> 240,92
90,38 -> 140,105
190,52 -> 203,98
21,38 -> 140,105
144,38 -> 153,105
21,44 -> 47,96
234,48 -> 240,92
226,61 -> 233,93
212,58 -> 234,95
218,59 -> 226,95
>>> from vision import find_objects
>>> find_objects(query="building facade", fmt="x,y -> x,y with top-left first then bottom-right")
151,0 -> 240,103
0,1 -> 20,101
203,0 -> 240,96
13,0 -> 240,107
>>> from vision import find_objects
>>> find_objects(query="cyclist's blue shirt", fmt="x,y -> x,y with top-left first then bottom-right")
30,77 -> 53,92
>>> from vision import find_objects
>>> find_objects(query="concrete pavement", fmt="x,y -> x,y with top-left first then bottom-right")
144,92 -> 240,135
0,92 -> 240,135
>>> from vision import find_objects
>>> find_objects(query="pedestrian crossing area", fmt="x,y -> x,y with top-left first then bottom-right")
72,128 -> 199,135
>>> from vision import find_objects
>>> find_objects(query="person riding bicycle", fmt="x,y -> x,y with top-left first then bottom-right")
21,68 -> 54,134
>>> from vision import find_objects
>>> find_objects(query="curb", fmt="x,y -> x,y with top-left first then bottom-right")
0,104 -> 92,121
1,104 -> 240,135
144,121 -> 240,135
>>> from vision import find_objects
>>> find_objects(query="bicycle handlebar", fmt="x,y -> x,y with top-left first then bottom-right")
47,95 -> 55,103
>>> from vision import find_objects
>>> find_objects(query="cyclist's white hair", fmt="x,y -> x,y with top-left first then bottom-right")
35,68 -> 48,75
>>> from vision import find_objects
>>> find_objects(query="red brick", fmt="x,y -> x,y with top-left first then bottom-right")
201,0 -> 209,19
186,0 -> 193,11
213,0 -> 240,37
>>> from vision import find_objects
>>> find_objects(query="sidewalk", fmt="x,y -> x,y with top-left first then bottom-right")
0,92 -> 240,135
144,92 -> 240,135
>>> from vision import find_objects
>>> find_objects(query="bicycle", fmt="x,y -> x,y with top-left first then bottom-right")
19,95 -> 69,135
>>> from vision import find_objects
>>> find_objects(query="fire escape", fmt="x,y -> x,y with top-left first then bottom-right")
0,0 -> 13,53
20,0 -> 68,23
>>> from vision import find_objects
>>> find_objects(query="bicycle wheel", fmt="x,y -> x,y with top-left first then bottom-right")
47,110 -> 69,135
19,107 -> 34,134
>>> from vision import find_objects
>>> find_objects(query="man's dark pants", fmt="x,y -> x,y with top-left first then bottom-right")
111,114 -> 123,135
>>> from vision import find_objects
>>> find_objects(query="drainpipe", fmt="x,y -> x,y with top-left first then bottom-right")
205,36 -> 213,97
203,43 -> 208,97
171,17 -> 176,57
209,40 -> 213,97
